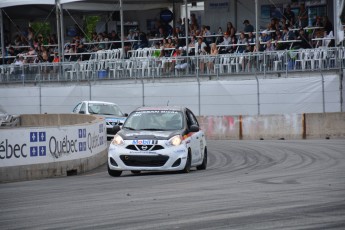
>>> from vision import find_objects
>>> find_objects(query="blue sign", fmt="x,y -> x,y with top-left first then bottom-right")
160,9 -> 174,23
30,146 -> 38,157
39,146 -> 46,156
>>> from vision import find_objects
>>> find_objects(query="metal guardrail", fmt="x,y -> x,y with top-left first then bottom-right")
1,47 -> 344,84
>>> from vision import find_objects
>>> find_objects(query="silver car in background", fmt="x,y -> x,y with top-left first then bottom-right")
72,101 -> 127,140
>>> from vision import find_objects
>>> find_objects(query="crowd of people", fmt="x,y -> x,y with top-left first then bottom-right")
2,3 -> 335,68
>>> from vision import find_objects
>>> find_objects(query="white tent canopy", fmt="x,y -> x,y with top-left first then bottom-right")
0,0 -> 187,11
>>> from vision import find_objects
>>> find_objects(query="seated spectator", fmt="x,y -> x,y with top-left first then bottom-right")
207,43 -> 218,73
296,28 -> 312,49
152,42 -> 161,58
237,32 -> 248,53
218,32 -> 231,54
109,30 -> 121,49
259,30 -> 271,51
133,31 -> 148,50
174,47 -> 188,72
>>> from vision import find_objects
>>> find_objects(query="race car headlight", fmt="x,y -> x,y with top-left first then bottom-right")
168,135 -> 182,146
111,134 -> 124,145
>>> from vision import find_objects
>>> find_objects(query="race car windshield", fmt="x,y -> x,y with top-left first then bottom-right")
88,103 -> 123,116
123,110 -> 183,131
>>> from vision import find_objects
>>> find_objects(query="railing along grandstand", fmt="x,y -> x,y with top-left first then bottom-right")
1,46 -> 344,83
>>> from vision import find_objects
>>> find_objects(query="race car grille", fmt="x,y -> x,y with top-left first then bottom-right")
108,121 -> 124,126
107,127 -> 117,135
126,145 -> 164,151
120,155 -> 169,167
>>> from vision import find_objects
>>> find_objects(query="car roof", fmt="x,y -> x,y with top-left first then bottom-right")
135,106 -> 185,112
82,101 -> 119,105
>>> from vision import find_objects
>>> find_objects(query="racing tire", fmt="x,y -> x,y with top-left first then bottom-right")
181,151 -> 191,173
131,170 -> 141,174
108,165 -> 122,177
196,147 -> 207,170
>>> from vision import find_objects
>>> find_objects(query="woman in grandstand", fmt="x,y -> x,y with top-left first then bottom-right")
207,43 -> 219,74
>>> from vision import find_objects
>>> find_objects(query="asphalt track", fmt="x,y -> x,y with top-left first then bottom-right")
1,140 -> 345,230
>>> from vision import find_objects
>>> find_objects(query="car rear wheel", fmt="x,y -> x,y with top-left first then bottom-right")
197,147 -> 207,170
108,165 -> 122,177
181,151 -> 191,173
131,170 -> 141,174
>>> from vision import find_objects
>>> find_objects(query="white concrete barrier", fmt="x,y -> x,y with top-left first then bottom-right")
0,114 -> 107,182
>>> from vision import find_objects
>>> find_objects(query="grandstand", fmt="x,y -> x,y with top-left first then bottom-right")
0,0 -> 344,116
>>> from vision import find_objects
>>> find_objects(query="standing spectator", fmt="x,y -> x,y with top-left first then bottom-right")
226,22 -> 236,37
283,5 -> 295,28
202,25 -> 212,45
322,16 -> 333,35
298,3 -> 308,28
195,37 -> 207,73
190,13 -> 199,32
243,20 -> 254,33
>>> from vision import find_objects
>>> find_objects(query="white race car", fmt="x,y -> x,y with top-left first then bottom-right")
72,101 -> 127,140
108,106 -> 207,177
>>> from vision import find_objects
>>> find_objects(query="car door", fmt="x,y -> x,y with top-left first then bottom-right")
185,109 -> 203,164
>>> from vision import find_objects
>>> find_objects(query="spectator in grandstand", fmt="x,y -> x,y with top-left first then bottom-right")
237,32 -> 248,53
52,52 -> 60,63
175,18 -> 183,31
218,32 -> 231,54
283,4 -> 295,28
265,40 -> 276,52
298,3 -> 308,28
27,27 -> 35,47
195,36 -> 207,73
322,16 -> 333,35
5,47 -> 17,64
226,22 -> 236,37
227,34 -> 238,53
173,26 -> 185,38
133,31 -> 149,50
164,36 -> 175,49
187,35 -> 197,55
282,26 -> 296,41
174,48 -> 189,73
274,31 -> 286,50
296,28 -> 312,49
259,30 -> 271,51
152,42 -> 161,58
190,13 -> 199,32
202,25 -> 212,45
207,43 -> 218,73
247,31 -> 255,43
243,20 -> 254,33
109,30 -> 121,49
173,35 -> 184,48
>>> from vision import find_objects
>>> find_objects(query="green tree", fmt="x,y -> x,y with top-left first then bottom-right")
85,15 -> 100,41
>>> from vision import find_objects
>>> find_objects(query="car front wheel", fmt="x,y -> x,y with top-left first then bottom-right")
197,147 -> 207,170
108,165 -> 122,177
181,151 -> 191,173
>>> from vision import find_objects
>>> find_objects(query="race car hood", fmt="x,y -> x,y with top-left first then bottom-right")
118,129 -> 181,140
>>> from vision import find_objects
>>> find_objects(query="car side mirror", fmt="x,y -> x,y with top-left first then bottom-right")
124,113 -> 128,117
113,125 -> 121,134
189,125 -> 199,132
